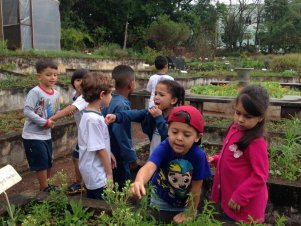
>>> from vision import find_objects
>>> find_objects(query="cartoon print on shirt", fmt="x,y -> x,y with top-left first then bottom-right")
35,98 -> 45,117
156,159 -> 193,206
229,144 -> 243,158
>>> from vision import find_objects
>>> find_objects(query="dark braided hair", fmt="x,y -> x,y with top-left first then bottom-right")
157,79 -> 185,106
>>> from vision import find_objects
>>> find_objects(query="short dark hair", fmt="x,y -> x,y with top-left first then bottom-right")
112,65 -> 135,89
81,72 -> 114,103
35,59 -> 58,73
155,56 -> 168,70
71,68 -> 89,89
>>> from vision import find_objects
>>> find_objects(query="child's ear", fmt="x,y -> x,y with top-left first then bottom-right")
171,97 -> 178,106
194,133 -> 203,143
99,91 -> 105,99
128,80 -> 135,90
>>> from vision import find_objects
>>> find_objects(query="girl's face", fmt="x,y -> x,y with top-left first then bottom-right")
168,122 -> 201,155
73,79 -> 82,93
154,83 -> 177,111
234,100 -> 263,131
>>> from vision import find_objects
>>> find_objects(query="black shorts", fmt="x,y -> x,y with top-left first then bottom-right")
23,139 -> 53,171
72,143 -> 79,159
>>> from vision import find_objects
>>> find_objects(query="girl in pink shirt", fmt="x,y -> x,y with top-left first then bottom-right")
210,85 -> 270,223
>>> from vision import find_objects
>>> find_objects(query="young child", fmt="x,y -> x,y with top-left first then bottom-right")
22,59 -> 60,192
78,72 -> 116,200
130,105 -> 212,224
147,56 -> 174,108
50,68 -> 89,194
210,85 -> 270,223
102,65 -> 137,191
105,79 -> 185,156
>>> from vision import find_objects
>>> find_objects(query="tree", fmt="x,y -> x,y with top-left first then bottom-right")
258,0 -> 301,53
148,15 -> 190,50
220,0 -> 261,51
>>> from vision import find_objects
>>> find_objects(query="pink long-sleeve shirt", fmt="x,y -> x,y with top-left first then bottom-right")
211,124 -> 269,223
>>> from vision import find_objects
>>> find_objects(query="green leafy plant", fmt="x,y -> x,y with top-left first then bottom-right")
59,200 -> 93,225
269,117 -> 301,181
98,180 -> 156,225
191,82 -> 301,98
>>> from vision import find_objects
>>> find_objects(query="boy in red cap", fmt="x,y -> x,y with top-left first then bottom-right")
130,105 -> 212,224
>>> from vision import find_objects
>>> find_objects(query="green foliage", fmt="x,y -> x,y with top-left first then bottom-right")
270,54 -> 301,73
178,200 -> 223,226
98,180 -> 157,225
0,75 -> 71,89
148,15 -> 190,50
0,40 -> 8,53
61,28 -> 93,51
93,43 -> 129,58
191,82 -> 301,98
59,200 -> 93,225
187,61 -> 229,71
269,117 -> 301,181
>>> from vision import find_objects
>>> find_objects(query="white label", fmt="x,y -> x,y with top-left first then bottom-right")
0,165 -> 22,194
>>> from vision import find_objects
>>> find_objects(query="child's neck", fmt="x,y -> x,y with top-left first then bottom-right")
39,83 -> 53,92
157,68 -> 167,75
114,89 -> 130,98
163,107 -> 173,118
86,101 -> 101,113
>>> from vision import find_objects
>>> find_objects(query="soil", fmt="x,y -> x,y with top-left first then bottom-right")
2,122 -> 148,199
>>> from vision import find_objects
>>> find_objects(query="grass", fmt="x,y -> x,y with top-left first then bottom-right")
0,74 -> 71,89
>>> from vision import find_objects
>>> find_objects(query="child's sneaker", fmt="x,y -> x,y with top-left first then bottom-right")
67,182 -> 84,195
43,184 -> 59,193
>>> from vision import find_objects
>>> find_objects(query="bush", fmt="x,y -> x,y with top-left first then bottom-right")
270,54 -> 301,73
93,43 -> 129,58
61,28 -> 93,51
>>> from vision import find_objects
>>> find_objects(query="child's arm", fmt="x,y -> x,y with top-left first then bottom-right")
107,109 -> 148,124
130,161 -> 157,199
50,104 -> 78,121
173,180 -> 203,224
97,149 -> 113,181
24,90 -> 50,127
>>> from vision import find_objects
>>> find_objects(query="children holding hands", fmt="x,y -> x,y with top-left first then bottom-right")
105,79 -> 185,156
22,59 -> 60,192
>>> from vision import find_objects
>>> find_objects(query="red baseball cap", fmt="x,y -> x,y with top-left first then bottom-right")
168,105 -> 204,133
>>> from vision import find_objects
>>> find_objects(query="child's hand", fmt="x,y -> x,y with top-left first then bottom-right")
46,119 -> 55,128
111,153 -> 117,169
228,199 -> 240,212
130,181 -> 146,199
148,105 -> 162,117
173,212 -> 193,224
104,114 -> 116,124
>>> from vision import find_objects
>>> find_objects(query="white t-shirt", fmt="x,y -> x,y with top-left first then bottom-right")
146,74 -> 174,108
72,95 -> 88,127
78,110 -> 111,190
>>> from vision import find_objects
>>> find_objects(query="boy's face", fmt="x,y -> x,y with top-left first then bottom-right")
100,90 -> 112,108
168,121 -> 201,155
37,67 -> 58,90
73,79 -> 82,93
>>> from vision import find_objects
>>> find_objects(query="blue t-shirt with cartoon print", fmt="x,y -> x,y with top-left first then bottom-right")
149,138 -> 212,207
